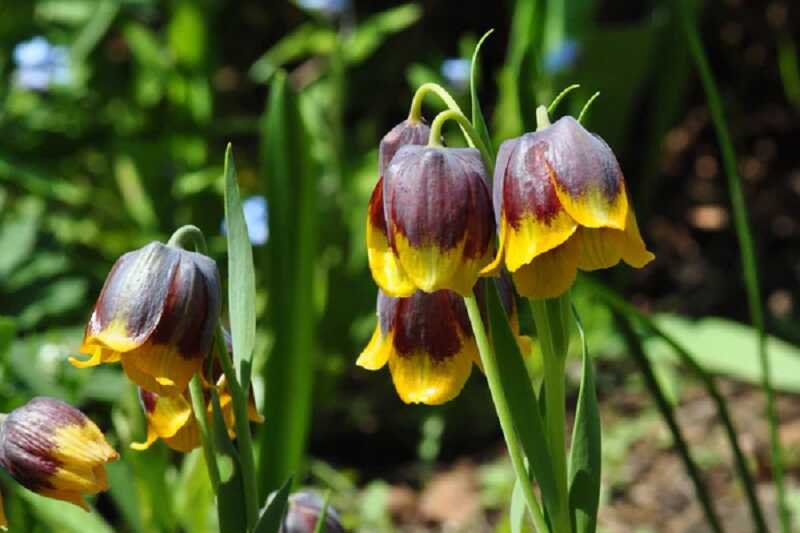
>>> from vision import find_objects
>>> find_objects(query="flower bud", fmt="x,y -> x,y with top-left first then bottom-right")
0,397 -> 118,510
380,146 -> 495,296
358,288 -> 480,405
280,491 -> 345,533
368,120 -> 431,297
70,241 -> 222,396
486,115 -> 653,298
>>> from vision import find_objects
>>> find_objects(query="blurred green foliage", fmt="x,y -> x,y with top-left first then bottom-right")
0,0 -> 798,530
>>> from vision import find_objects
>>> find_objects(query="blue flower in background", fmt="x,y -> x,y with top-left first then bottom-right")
12,36 -> 71,91
441,58 -> 470,92
221,195 -> 270,246
297,0 -> 349,16
543,39 -> 580,75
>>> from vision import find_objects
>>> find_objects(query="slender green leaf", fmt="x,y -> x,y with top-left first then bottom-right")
616,313 -> 723,533
485,283 -> 560,520
510,479 -> 528,533
678,3 -> 786,526
259,71 -> 317,494
254,477 -> 293,533
568,307 -> 601,533
590,279 -> 768,532
223,144 -> 257,388
470,29 -> 495,161
313,491 -> 332,533
210,390 -> 248,533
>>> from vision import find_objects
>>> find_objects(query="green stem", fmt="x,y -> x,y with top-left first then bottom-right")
408,82 -> 465,122
166,224 -> 207,251
535,105 -> 551,131
616,313 -> 724,533
427,109 -> 494,173
590,279 -> 768,533
166,225 -> 222,493
677,3 -> 789,530
577,92 -> 600,124
214,330 -> 260,529
547,84 -> 580,115
463,295 -> 549,533
189,374 -> 221,490
531,297 -> 572,533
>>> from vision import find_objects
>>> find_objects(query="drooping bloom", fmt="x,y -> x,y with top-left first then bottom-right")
0,397 -> 118,510
379,146 -> 495,296
133,377 -> 263,453
367,120 -> 431,297
70,242 -> 221,396
279,491 -> 345,533
358,289 -> 481,404
486,115 -> 654,298
358,282 -> 532,405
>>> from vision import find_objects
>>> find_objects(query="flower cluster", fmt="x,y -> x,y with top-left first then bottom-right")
67,240 -> 263,455
360,99 -> 653,404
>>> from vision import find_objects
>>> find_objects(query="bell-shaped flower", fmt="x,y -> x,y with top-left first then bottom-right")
358,289 -> 480,404
0,397 -> 118,510
367,119 -> 431,297
70,241 -> 221,396
380,146 -> 495,296
486,116 -> 654,298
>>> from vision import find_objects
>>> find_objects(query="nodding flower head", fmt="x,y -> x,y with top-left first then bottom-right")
376,145 -> 495,297
0,397 -> 118,510
70,241 -> 221,396
485,115 -> 654,298
367,120 -> 431,297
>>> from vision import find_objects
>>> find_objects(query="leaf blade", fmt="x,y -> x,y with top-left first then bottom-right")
568,307 -> 601,533
223,144 -> 257,388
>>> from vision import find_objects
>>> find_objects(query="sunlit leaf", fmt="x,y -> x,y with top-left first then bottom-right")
568,307 -> 601,533
223,144 -> 257,388
254,477 -> 292,533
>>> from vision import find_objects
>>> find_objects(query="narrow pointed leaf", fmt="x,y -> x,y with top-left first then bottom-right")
486,283 -> 560,519
470,29 -> 495,162
259,70 -> 317,494
568,307 -> 601,533
254,477 -> 293,533
223,144 -> 257,389
510,479 -> 528,533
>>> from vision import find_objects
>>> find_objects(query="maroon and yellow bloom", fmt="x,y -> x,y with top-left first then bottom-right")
0,397 -> 118,511
367,120 -> 431,297
133,376 -> 263,453
485,115 -> 654,298
378,146 -> 495,297
358,289 -> 481,404
70,241 -> 221,396
358,282 -> 532,405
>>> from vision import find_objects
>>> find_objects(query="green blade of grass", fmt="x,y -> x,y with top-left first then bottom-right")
676,2 -> 788,530
258,70 -> 317,495
615,313 -> 723,533
223,144 -> 257,388
254,477 -> 293,533
209,388 -> 248,533
590,280 -> 768,532
470,29 -> 495,162
568,307 -> 601,533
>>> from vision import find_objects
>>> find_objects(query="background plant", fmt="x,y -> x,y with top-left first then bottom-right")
0,1 -> 799,531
